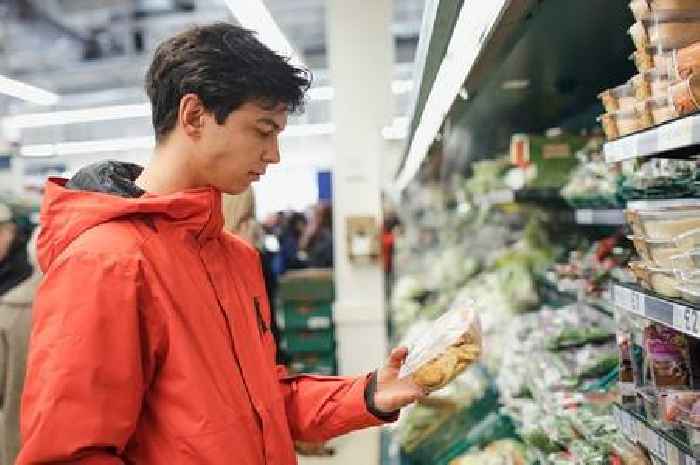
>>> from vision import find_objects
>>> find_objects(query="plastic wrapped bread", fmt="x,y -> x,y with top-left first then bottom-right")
399,300 -> 482,392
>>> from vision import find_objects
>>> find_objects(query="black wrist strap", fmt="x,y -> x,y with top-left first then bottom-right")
363,371 -> 400,421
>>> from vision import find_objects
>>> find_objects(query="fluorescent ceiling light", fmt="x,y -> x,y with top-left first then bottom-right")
0,75 -> 59,106
5,80 -> 413,130
308,80 -> 414,102
222,0 -> 304,67
3,103 -> 150,130
502,79 -> 530,91
19,118 -> 408,157
394,1 -> 510,192
20,136 -> 155,157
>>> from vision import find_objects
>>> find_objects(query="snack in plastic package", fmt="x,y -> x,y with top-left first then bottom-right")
644,323 -> 691,387
399,300 -> 482,392
662,389 -> 700,423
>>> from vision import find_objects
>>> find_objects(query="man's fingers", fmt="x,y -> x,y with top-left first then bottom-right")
387,347 -> 408,369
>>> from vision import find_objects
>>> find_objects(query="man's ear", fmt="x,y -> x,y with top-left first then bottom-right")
178,93 -> 207,138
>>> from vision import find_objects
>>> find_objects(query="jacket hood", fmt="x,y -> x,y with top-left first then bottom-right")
38,160 -> 223,271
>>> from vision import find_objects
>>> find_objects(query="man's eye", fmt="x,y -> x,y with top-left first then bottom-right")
258,129 -> 273,137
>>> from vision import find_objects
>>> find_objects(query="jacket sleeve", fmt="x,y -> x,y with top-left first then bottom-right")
17,250 -> 164,465
251,267 -> 393,444
277,367 -> 392,443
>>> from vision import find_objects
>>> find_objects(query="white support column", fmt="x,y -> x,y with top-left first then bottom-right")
301,2 -> 394,465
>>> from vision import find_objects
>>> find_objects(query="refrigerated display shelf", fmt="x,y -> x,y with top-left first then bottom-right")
613,403 -> 698,465
604,114 -> 700,164
611,283 -> 700,339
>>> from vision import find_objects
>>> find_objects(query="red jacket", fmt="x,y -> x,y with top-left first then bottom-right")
18,177 -> 387,464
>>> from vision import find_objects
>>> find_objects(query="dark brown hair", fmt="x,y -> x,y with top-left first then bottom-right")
145,23 -> 311,142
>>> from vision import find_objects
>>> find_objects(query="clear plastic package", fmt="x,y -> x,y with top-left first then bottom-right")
644,323 -> 691,388
670,74 -> 700,116
598,114 -> 620,141
630,21 -> 651,51
647,11 -> 700,49
630,0 -> 700,22
648,95 -> 678,124
636,100 -> 656,129
617,109 -> 644,136
637,386 -> 671,427
599,83 -> 637,113
676,283 -> 700,303
633,72 -> 653,100
629,235 -> 681,267
399,301 -> 482,393
662,389 -> 700,423
671,41 -> 700,79
630,261 -> 682,297
675,227 -> 700,251
626,200 -> 700,241
632,49 -> 656,72
670,249 -> 700,270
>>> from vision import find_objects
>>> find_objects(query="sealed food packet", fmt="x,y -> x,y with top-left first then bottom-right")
399,301 -> 482,392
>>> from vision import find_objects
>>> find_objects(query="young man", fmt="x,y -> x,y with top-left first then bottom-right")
17,23 -> 424,464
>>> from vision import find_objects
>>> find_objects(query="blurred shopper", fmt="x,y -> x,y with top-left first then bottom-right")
19,23 -> 423,465
279,211 -> 308,271
301,202 -> 334,268
0,204 -> 39,465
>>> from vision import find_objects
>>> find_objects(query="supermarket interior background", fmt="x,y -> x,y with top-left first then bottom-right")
7,1 -> 700,465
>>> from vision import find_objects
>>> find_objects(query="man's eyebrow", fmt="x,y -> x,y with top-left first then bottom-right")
257,118 -> 281,131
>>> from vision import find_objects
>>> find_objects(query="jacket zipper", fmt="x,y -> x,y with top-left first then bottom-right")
254,297 -> 268,336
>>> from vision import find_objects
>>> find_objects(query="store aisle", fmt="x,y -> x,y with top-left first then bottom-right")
298,429 -> 381,465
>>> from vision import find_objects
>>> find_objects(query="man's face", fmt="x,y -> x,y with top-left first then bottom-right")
195,101 -> 286,194
0,223 -> 16,262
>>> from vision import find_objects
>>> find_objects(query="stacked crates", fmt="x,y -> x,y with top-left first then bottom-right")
277,269 -> 337,375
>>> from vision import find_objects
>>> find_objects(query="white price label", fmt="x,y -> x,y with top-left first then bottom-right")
604,141 -> 622,162
681,453 -> 696,465
307,316 -> 331,330
575,210 -> 594,225
614,286 -> 633,311
680,305 -> 700,336
630,291 -> 645,316
652,433 -> 670,462
621,136 -> 638,159
658,117 -> 694,152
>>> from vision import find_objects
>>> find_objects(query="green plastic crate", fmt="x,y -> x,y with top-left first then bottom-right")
282,329 -> 335,353
278,269 -> 335,302
289,352 -> 337,375
282,301 -> 333,330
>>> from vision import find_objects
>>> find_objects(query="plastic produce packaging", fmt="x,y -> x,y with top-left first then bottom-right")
647,11 -> 700,49
631,49 -> 656,72
677,283 -> 700,302
669,249 -> 700,270
599,114 -> 620,141
630,0 -> 700,22
629,235 -> 682,267
672,41 -> 700,79
630,21 -> 651,50
644,323 -> 691,387
399,301 -> 482,393
649,96 -> 678,124
629,261 -> 682,297
670,74 -> 700,115
636,100 -> 656,129
626,199 -> 700,241
599,83 -> 637,113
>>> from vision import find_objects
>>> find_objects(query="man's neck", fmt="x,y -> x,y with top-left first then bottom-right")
135,142 -> 202,195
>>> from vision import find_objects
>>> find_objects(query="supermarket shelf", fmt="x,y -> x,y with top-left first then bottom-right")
612,283 -> 700,339
604,114 -> 700,164
574,209 -> 625,226
613,404 -> 698,465
476,188 -> 570,209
